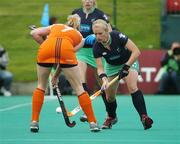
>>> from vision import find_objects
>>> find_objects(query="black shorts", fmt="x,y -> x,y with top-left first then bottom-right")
37,63 -> 77,68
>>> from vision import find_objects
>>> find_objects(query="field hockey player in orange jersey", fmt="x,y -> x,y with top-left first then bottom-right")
30,14 -> 101,133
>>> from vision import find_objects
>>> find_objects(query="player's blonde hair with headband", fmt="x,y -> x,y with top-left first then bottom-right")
92,19 -> 109,32
67,14 -> 81,30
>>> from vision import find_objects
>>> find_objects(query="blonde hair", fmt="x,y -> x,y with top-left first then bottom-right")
92,19 -> 109,32
82,0 -> 97,8
67,14 -> 81,29
92,0 -> 97,7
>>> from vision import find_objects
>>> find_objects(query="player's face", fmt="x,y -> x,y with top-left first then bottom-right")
93,26 -> 108,43
82,0 -> 94,10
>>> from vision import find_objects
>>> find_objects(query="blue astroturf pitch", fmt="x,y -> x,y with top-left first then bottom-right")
0,95 -> 180,144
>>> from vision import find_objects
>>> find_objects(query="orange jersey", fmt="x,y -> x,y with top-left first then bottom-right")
37,24 -> 82,65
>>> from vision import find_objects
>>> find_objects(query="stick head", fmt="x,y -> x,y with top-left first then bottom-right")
67,121 -> 76,128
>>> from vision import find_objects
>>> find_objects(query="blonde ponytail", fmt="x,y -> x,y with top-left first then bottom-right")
67,14 -> 81,30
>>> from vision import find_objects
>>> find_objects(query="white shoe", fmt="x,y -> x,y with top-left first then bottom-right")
0,87 -> 12,96
30,121 -> 39,133
89,122 -> 101,132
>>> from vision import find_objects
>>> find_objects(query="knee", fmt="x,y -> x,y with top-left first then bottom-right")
74,85 -> 84,96
128,86 -> 138,94
106,94 -> 116,103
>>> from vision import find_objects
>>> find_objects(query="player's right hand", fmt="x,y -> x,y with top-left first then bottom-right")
84,34 -> 96,46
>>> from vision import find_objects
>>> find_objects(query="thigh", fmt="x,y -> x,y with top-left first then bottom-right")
105,75 -> 119,102
76,48 -> 96,83
94,70 -> 102,88
62,66 -> 84,95
124,70 -> 138,93
77,60 -> 88,83
37,64 -> 51,90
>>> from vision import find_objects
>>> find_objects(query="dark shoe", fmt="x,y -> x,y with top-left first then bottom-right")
30,121 -> 39,133
80,114 -> 88,122
141,115 -> 153,130
101,116 -> 118,129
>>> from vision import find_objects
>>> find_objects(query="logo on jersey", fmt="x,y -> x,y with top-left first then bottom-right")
102,52 -> 107,56
117,48 -> 121,53
103,14 -> 108,21
110,55 -> 121,60
91,18 -> 96,23
80,24 -> 91,32
119,33 -> 126,39
66,59 -> 73,63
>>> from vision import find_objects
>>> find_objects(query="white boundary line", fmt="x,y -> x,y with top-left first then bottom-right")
0,139 -> 179,143
0,96 -> 56,112
0,102 -> 31,112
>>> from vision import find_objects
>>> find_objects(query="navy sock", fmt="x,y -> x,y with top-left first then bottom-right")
131,90 -> 147,118
102,91 -> 117,118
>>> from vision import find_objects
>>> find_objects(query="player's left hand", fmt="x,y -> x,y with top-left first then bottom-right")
118,64 -> 130,79
101,77 -> 109,91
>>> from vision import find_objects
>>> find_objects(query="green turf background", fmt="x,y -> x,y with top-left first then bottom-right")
0,0 -> 160,82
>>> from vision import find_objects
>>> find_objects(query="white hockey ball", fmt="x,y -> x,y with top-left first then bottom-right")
56,107 -> 62,113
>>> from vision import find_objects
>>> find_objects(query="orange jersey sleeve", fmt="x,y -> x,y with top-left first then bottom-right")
48,24 -> 82,47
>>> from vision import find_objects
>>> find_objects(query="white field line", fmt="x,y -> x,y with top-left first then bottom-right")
0,96 -> 56,112
0,139 -> 179,143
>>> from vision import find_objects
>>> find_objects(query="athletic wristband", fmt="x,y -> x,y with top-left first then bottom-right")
123,64 -> 130,71
99,73 -> 107,79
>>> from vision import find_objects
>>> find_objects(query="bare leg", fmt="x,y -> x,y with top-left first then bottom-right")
124,70 -> 153,129
36,65 -> 52,91
62,66 -> 84,95
78,61 -> 88,83
101,75 -> 119,129
30,65 -> 52,132
124,70 -> 138,93
124,70 -> 147,117
62,66 -> 98,124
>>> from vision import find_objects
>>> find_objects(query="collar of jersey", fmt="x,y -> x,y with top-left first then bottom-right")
101,34 -> 112,47
82,7 -> 95,14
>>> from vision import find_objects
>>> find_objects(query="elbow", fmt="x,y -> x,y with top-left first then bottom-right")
137,49 -> 141,57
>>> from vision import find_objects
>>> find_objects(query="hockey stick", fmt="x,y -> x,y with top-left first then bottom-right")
28,25 -> 37,30
67,75 -> 119,117
54,85 -> 76,127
